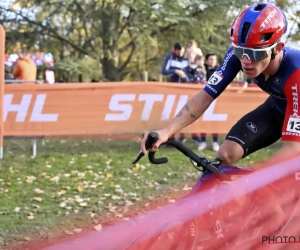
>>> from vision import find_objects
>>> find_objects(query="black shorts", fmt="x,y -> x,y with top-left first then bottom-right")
225,96 -> 284,158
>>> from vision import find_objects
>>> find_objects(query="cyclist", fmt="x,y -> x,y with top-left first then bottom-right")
141,2 -> 300,166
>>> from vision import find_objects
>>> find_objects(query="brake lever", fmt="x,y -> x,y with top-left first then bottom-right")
132,132 -> 160,164
132,150 -> 144,164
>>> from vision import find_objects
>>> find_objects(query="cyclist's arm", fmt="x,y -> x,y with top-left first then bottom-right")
164,47 -> 241,137
13,62 -> 21,79
267,68 -> 300,163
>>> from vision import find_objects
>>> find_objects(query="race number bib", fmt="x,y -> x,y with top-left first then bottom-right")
287,116 -> 300,133
207,72 -> 223,85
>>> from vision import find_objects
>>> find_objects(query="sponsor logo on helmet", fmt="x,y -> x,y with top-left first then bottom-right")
260,9 -> 278,28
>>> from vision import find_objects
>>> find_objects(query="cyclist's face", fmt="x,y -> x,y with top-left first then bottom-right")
239,43 -> 284,78
240,51 -> 271,78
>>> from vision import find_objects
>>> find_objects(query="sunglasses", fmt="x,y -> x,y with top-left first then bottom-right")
232,42 -> 278,62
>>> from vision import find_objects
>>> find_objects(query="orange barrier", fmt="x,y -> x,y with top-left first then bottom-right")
3,82 -> 268,136
0,26 -> 5,158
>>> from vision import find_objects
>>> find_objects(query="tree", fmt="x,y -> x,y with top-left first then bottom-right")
0,0 -> 253,81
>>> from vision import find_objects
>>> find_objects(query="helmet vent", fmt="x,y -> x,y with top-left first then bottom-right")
260,33 -> 273,42
254,4 -> 266,11
241,22 -> 251,43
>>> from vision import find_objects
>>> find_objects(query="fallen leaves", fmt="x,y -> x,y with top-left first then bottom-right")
34,188 -> 44,194
27,212 -> 34,220
50,176 -> 60,183
106,173 -> 113,179
182,185 -> 192,191
33,197 -> 43,202
79,202 -> 87,207
32,204 -> 40,209
94,224 -> 102,231
26,176 -> 37,184
57,190 -> 67,195
111,195 -> 121,200
14,207 -> 21,213
73,228 -> 82,233
59,202 -> 67,208
77,183 -> 84,192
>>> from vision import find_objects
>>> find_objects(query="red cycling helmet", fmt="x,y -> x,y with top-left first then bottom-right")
230,3 -> 288,48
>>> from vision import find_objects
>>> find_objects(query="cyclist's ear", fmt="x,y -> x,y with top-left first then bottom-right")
274,42 -> 284,54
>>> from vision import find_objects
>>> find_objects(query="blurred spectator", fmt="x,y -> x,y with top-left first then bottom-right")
44,63 -> 55,84
197,52 -> 220,152
45,69 -> 55,84
189,54 -> 206,84
161,42 -> 189,83
184,40 -> 203,64
4,64 -> 14,81
176,41 -> 205,145
244,77 -> 256,87
13,48 -> 37,83
205,52 -> 218,80
162,42 -> 190,143
178,54 -> 206,145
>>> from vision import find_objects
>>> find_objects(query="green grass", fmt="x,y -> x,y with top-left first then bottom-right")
0,137 -> 280,249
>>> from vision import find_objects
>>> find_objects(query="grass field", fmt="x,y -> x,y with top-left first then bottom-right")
0,137 -> 280,249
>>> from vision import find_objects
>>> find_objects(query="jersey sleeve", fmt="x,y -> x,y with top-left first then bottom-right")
282,68 -> 300,142
203,47 -> 242,99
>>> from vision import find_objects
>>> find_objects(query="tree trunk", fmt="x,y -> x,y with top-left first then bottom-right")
101,5 -> 122,81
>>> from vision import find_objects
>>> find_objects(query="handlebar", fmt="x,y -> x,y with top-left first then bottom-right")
132,132 -> 229,180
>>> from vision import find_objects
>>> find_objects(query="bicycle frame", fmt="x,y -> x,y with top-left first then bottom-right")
189,166 -> 254,195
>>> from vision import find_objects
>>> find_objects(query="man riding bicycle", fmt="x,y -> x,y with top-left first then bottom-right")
141,2 -> 300,166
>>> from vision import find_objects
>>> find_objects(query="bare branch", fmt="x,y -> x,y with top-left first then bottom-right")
0,6 -> 89,55
120,29 -> 136,71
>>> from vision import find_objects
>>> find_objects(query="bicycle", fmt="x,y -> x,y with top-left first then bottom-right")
126,132 -> 300,250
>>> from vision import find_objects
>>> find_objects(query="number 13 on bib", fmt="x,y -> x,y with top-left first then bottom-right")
287,116 -> 300,133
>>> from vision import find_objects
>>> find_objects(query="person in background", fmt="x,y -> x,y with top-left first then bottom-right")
198,52 -> 220,151
161,42 -> 189,83
13,48 -> 37,83
189,54 -> 206,84
205,52 -> 218,80
184,39 -> 203,63
174,40 -> 204,144
161,42 -> 190,142
180,54 -> 206,145
44,62 -> 55,84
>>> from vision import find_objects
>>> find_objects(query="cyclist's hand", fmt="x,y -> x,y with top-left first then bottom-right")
141,129 -> 170,154
175,69 -> 186,78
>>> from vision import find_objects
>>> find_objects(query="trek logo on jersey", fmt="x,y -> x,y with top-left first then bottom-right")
260,9 -> 277,28
207,72 -> 223,86
292,84 -> 298,116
